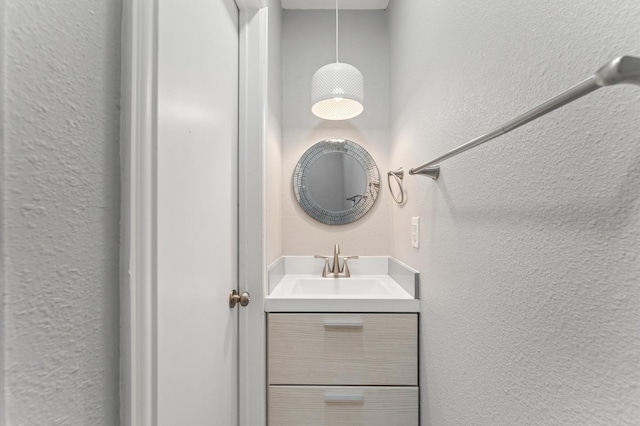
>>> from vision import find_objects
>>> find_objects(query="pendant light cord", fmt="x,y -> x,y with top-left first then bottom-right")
335,0 -> 339,63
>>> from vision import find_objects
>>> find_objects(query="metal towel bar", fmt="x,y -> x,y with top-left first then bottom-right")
409,56 -> 640,180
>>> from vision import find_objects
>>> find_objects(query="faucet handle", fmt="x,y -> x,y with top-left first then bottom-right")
314,255 -> 331,277
340,256 -> 359,277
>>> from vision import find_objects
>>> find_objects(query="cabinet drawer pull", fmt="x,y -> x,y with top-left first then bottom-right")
323,318 -> 363,329
324,392 -> 364,403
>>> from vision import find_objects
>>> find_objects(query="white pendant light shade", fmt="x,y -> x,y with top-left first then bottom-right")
312,62 -> 364,120
311,0 -> 364,120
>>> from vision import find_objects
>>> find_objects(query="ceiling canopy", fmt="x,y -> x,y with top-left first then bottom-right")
281,0 -> 389,10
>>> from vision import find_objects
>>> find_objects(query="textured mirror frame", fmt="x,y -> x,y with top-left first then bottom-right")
293,139 -> 380,225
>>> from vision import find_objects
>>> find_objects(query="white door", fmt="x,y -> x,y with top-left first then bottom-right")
156,0 -> 239,424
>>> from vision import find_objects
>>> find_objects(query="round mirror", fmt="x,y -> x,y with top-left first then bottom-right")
293,139 -> 380,225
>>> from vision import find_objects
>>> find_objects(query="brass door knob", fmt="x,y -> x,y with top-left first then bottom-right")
229,289 -> 251,308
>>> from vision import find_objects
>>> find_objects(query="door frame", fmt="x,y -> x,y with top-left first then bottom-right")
119,0 -> 269,425
237,2 -> 270,426
0,0 -> 5,424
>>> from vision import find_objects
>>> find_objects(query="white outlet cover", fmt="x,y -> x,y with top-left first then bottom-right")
411,217 -> 420,248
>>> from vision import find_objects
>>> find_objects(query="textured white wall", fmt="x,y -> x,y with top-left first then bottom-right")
387,1 -> 640,424
282,10 -> 391,256
267,0 -> 284,265
2,0 -> 121,424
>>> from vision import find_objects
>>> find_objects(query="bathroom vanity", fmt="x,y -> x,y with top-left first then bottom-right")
265,256 -> 420,425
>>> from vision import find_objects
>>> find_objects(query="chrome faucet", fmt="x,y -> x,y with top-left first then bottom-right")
314,244 -> 359,278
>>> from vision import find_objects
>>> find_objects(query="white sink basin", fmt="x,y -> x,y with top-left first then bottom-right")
290,277 -> 394,297
265,257 -> 420,312
269,275 -> 413,299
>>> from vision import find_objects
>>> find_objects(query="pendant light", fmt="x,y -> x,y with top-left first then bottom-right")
311,0 -> 364,120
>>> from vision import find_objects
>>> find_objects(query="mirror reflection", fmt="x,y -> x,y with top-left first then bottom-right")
306,152 -> 367,211
293,139 -> 379,225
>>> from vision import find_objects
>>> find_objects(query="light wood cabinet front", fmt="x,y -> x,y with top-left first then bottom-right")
267,313 -> 419,425
269,386 -> 418,426
268,313 -> 417,386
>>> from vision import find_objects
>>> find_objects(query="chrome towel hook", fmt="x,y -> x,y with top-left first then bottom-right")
387,168 -> 405,205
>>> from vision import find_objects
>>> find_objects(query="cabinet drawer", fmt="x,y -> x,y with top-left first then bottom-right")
268,314 -> 417,386
269,386 -> 418,426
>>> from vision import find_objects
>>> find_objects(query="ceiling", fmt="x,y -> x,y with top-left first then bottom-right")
281,0 -> 390,10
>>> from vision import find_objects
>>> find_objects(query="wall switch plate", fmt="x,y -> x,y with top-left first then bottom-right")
411,217 -> 420,248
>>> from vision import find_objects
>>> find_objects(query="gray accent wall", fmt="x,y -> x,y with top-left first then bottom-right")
1,0 -> 121,424
387,1 -> 640,424
267,0 -> 284,265
281,10 -> 391,256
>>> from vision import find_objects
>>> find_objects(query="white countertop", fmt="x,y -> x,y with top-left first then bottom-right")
265,273 -> 421,313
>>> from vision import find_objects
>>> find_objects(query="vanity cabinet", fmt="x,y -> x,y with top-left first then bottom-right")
268,313 -> 419,426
